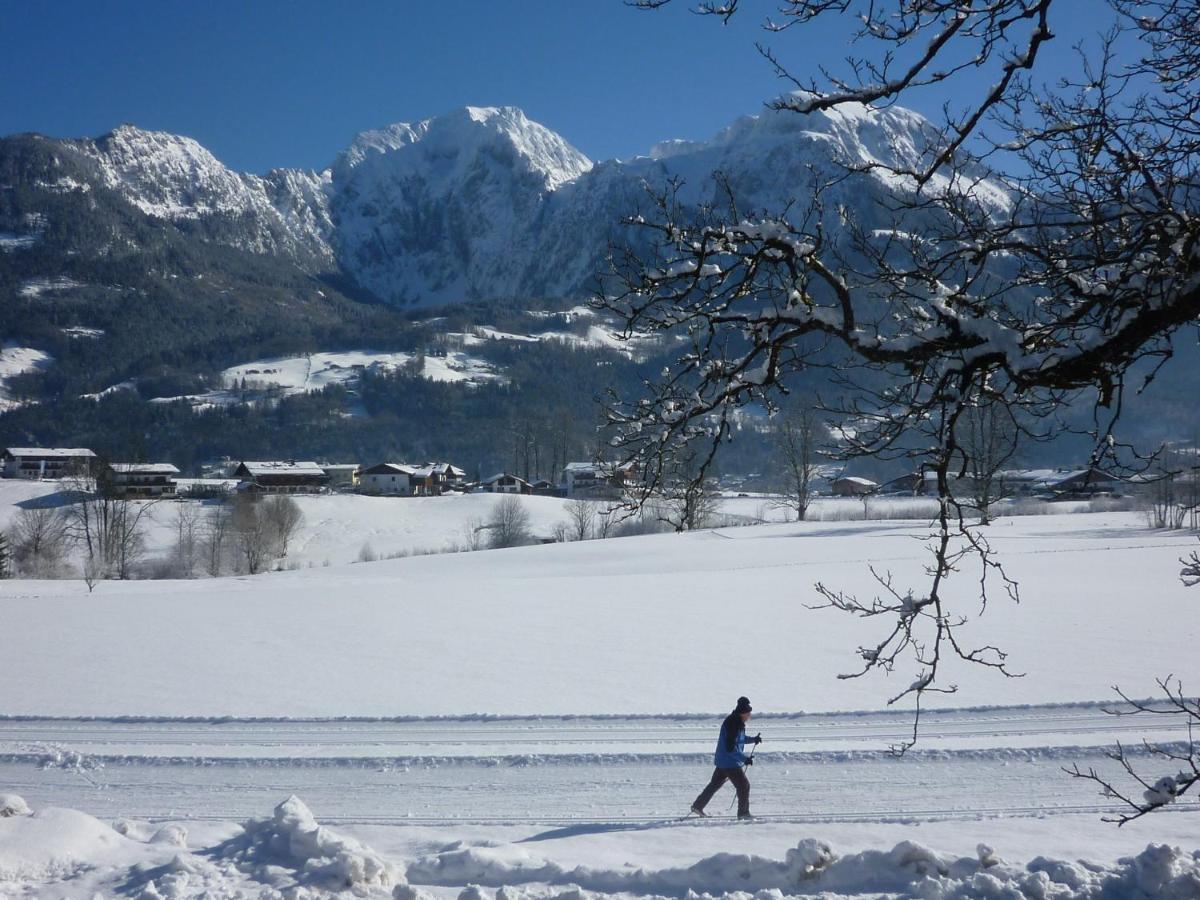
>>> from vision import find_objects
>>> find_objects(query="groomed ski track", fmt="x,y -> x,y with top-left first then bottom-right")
3,704 -> 1191,827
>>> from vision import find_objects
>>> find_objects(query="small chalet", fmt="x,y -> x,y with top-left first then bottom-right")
2,447 -> 97,480
409,462 -> 467,496
831,476 -> 878,497
480,473 -> 533,494
107,463 -> 180,498
563,461 -> 637,498
358,463 -> 417,495
234,460 -> 328,494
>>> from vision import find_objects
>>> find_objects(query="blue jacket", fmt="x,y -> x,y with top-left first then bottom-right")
713,712 -> 752,767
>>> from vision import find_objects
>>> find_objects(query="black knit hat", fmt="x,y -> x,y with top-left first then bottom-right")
735,696 -> 752,714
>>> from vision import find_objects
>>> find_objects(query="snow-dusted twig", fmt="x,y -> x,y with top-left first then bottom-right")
1065,677 -> 1200,825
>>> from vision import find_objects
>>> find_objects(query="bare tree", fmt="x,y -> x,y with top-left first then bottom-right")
60,469 -> 156,579
10,507 -> 70,577
606,0 -> 1200,752
461,516 -> 487,551
772,405 -> 822,522
260,495 -> 304,557
231,494 -> 272,575
955,392 -> 1020,525
487,495 -> 533,549
0,532 -> 9,579
202,502 -> 233,577
82,556 -> 101,593
564,498 -> 598,541
171,502 -> 201,578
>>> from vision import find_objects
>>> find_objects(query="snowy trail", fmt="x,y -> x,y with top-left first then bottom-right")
1,707 -> 1188,827
0,704 -> 1182,758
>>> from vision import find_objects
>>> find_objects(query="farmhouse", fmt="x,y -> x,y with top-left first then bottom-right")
1,447 -> 97,480
410,462 -> 467,495
107,463 -> 179,498
358,463 -> 417,495
831,476 -> 879,497
234,460 -> 329,494
480,473 -> 533,494
358,461 -> 466,495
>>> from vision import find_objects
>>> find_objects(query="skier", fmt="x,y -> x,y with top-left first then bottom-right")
691,695 -> 761,819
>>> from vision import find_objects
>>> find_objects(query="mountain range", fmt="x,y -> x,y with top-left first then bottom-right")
3,97 -> 1000,309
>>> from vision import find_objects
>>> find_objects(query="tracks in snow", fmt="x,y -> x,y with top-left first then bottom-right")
0,704 -> 1188,826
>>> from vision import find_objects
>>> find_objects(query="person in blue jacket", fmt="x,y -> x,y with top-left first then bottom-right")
691,696 -> 761,818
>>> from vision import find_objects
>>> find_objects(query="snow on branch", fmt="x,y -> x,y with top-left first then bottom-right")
1066,677 -> 1200,825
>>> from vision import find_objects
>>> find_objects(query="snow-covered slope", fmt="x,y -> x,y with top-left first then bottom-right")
74,124 -> 335,266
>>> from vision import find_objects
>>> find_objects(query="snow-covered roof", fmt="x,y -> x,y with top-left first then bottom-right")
319,463 -> 360,472
482,472 -> 530,485
834,476 -> 879,487
427,462 -> 466,477
109,463 -> 180,475
4,447 -> 97,459
565,462 -> 601,474
238,461 -> 326,477
564,461 -> 634,476
361,463 -> 415,476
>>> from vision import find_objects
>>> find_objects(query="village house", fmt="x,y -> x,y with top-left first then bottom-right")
410,462 -> 467,495
357,461 -> 466,496
831,475 -> 879,497
106,463 -> 179,498
233,460 -> 329,494
2,447 -> 97,480
563,461 -> 637,498
480,473 -> 533,494
358,463 -> 416,495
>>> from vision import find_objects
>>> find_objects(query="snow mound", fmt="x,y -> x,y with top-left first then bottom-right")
217,794 -> 400,892
407,837 -> 1200,899
0,793 -> 31,817
0,806 -> 131,883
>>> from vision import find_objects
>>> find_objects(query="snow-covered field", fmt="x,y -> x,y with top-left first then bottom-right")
2,498 -> 1198,897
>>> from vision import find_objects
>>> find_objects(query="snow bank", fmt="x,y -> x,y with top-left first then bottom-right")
0,800 -> 133,883
406,837 -> 1200,899
216,794 -> 400,892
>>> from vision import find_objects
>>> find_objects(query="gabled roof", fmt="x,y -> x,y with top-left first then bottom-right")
482,472 -> 530,486
4,447 -> 97,459
237,461 -> 326,477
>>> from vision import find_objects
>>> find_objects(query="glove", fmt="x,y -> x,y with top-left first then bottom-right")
745,757 -> 754,766
752,734 -> 762,745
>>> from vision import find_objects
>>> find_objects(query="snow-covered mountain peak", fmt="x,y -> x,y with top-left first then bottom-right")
91,124 -> 235,218
338,106 -> 591,191
74,124 -> 336,264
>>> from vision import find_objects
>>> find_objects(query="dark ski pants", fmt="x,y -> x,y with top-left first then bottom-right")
692,766 -> 750,816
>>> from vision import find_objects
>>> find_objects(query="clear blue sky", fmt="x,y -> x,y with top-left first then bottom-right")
1,1 -> 1110,174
